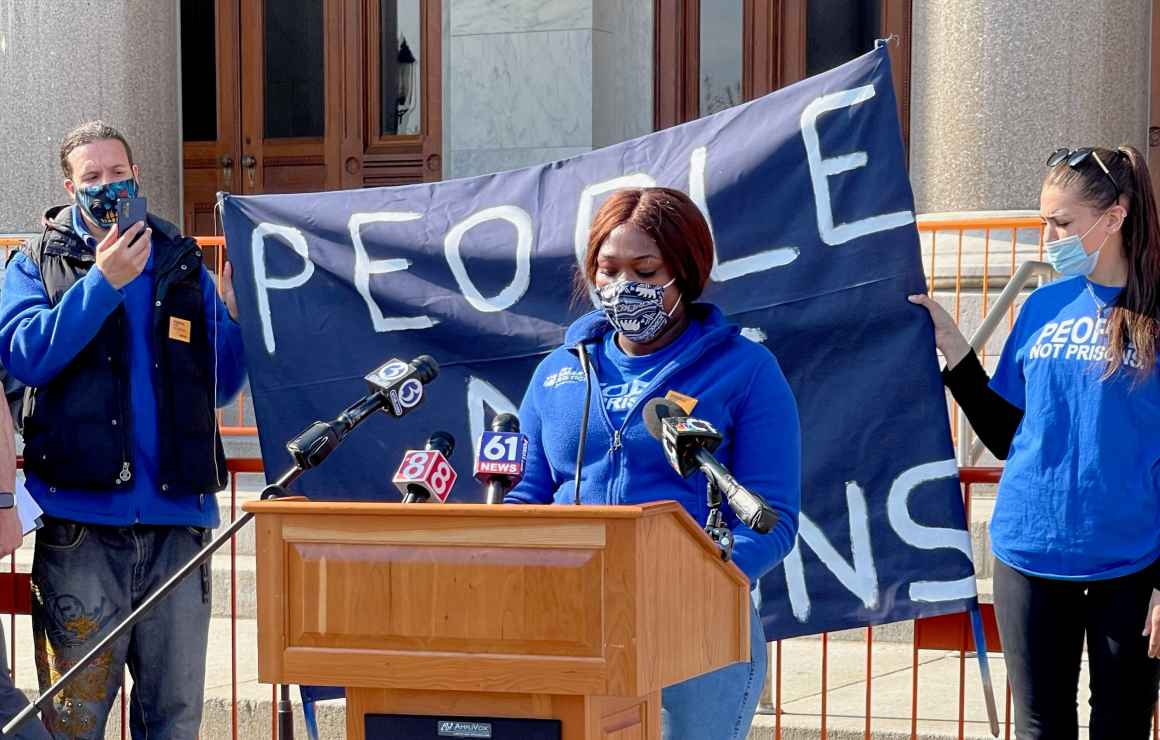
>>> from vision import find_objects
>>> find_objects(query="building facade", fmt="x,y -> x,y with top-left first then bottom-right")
0,1 -> 1154,234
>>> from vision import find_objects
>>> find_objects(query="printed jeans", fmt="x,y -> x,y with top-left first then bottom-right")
31,517 -> 211,739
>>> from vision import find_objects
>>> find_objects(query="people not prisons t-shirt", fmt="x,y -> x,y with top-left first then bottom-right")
989,276 -> 1160,580
594,322 -> 702,429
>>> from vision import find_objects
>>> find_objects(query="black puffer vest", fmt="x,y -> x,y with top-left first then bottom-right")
20,206 -> 227,495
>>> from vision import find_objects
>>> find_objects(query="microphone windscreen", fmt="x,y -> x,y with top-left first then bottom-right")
643,397 -> 685,440
425,430 -> 455,457
491,413 -> 520,433
410,355 -> 439,383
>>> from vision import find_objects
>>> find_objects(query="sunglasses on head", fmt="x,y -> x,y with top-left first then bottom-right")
1046,147 -> 1121,199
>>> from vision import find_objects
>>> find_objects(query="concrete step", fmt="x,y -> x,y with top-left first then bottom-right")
222,435 -> 262,462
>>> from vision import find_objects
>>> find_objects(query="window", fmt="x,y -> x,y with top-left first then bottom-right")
380,0 -> 423,136
655,0 -> 912,152
362,0 -> 443,186
264,0 -> 325,138
699,3 -> 743,116
806,0 -> 881,77
181,0 -> 218,142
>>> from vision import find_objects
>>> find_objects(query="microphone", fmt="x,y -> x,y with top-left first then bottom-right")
392,431 -> 458,503
642,398 -> 778,535
355,354 -> 439,422
474,413 -> 529,504
285,355 -> 440,471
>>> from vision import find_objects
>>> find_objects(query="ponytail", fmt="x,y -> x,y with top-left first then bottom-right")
1103,145 -> 1160,380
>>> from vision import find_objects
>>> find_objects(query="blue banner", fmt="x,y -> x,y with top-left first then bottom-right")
221,46 -> 976,640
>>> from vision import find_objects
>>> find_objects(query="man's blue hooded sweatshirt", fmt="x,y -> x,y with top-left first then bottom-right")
506,304 -> 801,582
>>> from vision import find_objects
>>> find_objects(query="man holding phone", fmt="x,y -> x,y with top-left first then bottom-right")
0,121 -> 246,739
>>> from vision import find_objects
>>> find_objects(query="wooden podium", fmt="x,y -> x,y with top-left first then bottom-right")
242,500 -> 752,740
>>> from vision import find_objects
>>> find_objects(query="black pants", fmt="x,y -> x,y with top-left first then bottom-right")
994,558 -> 1160,740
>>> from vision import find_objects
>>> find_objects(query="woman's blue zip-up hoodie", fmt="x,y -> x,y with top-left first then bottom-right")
506,303 -> 801,582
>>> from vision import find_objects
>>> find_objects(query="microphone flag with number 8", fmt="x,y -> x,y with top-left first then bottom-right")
392,432 -> 457,503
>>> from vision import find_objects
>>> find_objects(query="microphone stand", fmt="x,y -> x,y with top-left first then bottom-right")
572,343 -> 593,506
703,478 -> 733,562
2,402 -> 374,740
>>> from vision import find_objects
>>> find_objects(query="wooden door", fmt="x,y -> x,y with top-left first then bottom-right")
238,0 -> 331,196
181,0 -> 443,233
180,0 -> 242,236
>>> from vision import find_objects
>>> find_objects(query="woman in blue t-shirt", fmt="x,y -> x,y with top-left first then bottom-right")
507,187 -> 801,740
911,145 -> 1160,739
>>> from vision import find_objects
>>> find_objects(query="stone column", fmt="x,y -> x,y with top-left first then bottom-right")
443,0 -> 653,180
0,0 -> 181,233
909,0 -> 1151,213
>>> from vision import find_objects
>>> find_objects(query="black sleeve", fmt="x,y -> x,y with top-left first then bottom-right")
940,350 -> 1024,460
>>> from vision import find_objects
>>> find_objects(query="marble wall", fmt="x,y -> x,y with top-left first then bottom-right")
0,0 -> 181,233
445,0 -> 653,179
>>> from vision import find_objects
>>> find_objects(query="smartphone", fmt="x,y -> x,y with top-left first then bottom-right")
116,196 -> 148,235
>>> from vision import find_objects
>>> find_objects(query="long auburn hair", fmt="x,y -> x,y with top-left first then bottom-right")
1044,145 -> 1160,379
578,187 -> 715,302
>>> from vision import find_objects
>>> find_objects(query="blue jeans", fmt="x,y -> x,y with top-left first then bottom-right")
31,517 -> 211,739
662,600 -> 767,740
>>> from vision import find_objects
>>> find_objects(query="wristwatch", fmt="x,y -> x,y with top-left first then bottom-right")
0,492 -> 14,510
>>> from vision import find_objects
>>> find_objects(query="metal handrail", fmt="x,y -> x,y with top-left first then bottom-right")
916,211 -> 1041,231
0,235 -> 35,251
955,260 -> 1055,466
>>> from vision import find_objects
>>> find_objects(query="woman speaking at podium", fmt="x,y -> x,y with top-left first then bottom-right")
505,187 -> 801,740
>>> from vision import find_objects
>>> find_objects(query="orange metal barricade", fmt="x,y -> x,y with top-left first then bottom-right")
194,236 -> 259,437
917,214 -> 1046,453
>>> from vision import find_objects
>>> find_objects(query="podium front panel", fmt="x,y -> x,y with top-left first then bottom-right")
287,538 -> 605,657
248,501 -> 749,698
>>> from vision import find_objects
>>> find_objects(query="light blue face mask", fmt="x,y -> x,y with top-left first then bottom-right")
1044,213 -> 1110,276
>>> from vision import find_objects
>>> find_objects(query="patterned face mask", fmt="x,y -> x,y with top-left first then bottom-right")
598,278 -> 682,344
73,177 -> 139,229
